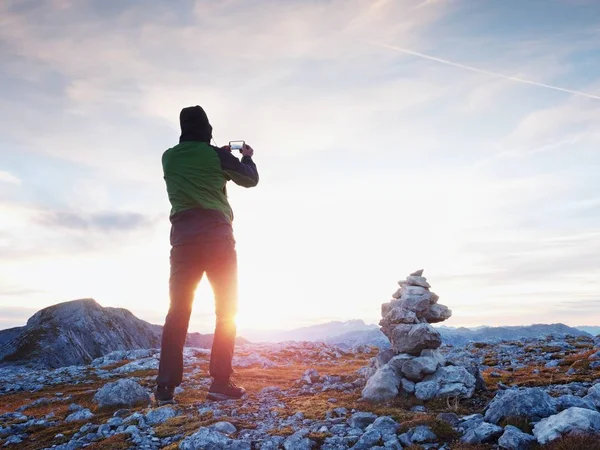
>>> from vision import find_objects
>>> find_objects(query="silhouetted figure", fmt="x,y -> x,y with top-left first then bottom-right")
155,105 -> 259,404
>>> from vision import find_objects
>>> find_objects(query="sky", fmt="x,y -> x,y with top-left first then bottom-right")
1,0 -> 600,334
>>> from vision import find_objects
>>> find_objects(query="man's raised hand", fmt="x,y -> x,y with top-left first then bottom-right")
241,144 -> 254,158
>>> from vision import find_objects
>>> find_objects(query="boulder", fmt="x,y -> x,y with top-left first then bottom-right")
585,384 -> 600,408
555,394 -> 597,412
401,356 -> 441,382
533,407 -> 600,444
484,387 -> 557,424
361,365 -> 401,402
405,275 -> 431,288
93,379 -> 150,409
414,366 -> 476,401
498,425 -> 536,450
145,407 -> 178,426
399,293 -> 434,315
460,422 -> 503,444
347,412 -> 378,430
401,285 -> 429,297
65,408 -> 94,423
391,323 -> 442,355
422,304 -> 452,323
179,427 -> 251,450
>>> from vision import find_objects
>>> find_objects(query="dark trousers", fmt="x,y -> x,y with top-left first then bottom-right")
157,237 -> 238,387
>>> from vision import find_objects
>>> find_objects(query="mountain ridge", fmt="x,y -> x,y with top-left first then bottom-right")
0,298 -> 247,369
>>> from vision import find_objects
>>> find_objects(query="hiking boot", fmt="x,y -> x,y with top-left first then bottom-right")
207,379 -> 246,401
155,385 -> 175,405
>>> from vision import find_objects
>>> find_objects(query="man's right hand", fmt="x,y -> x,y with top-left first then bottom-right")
241,144 -> 254,158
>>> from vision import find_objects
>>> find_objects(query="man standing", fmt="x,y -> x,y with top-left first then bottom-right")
155,105 -> 259,404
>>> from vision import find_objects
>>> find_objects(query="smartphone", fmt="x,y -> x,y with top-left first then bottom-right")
229,140 -> 245,153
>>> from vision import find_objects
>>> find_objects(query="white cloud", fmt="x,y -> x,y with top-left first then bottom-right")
0,170 -> 21,185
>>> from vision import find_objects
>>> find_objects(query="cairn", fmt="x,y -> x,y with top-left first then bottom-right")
362,270 -> 477,402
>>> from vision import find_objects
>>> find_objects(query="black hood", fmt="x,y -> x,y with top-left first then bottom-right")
179,105 -> 213,143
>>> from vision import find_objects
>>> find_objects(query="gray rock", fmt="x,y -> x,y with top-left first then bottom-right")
410,269 -> 424,276
361,366 -> 401,402
179,427 -> 251,450
283,429 -> 314,450
391,323 -> 442,355
533,407 -> 600,444
484,387 -> 557,424
65,408 -> 94,423
400,378 -> 416,394
401,356 -> 441,382
414,366 -> 476,401
585,383 -> 600,408
93,378 -> 150,409
405,275 -> 430,288
366,416 -> 399,441
211,421 -> 237,434
352,429 -> 381,449
375,349 -> 396,368
409,425 -> 437,443
400,285 -> 429,297
555,394 -> 597,412
423,303 -> 452,323
348,412 -> 378,430
145,407 -> 177,425
498,425 -> 536,450
460,422 -> 503,444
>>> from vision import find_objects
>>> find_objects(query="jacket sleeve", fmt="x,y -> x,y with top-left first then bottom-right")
215,148 -> 259,188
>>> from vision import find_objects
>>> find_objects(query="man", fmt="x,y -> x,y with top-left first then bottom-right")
155,105 -> 259,404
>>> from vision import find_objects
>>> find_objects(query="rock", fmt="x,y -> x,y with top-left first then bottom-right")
380,307 -> 418,329
399,294 -> 434,315
414,366 -> 476,401
347,412 -> 378,430
145,407 -> 177,426
400,378 -> 416,394
460,422 -> 503,444
484,387 -> 557,424
410,269 -> 424,277
65,408 -> 94,423
179,427 -> 251,450
401,356 -> 441,382
211,421 -> 237,434
352,429 -> 381,449
93,378 -> 150,409
405,275 -> 430,288
409,425 -> 437,443
533,407 -> 600,444
555,394 -> 597,412
391,323 -> 442,355
400,285 -> 430,297
585,384 -> 600,408
498,425 -> 537,450
366,416 -> 399,441
283,429 -> 314,450
423,304 -> 452,323
375,349 -> 396,368
361,366 -> 401,402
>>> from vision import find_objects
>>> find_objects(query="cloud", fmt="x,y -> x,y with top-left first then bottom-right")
0,170 -> 21,185
369,42 -> 600,101
36,210 -> 157,233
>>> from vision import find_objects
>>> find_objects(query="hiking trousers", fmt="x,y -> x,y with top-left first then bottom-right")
157,237 -> 238,387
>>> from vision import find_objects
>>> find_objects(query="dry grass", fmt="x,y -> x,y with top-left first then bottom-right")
541,433 -> 600,450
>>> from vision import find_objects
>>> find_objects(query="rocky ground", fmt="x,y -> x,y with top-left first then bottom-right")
0,336 -> 599,449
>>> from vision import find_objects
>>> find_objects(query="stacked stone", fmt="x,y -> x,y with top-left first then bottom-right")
362,270 -> 476,403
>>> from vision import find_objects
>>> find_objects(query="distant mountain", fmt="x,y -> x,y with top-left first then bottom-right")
576,326 -> 600,336
0,299 -> 247,369
325,323 -> 591,349
241,320 -> 377,343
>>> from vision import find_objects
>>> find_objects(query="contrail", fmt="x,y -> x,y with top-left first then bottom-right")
370,41 -> 600,101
